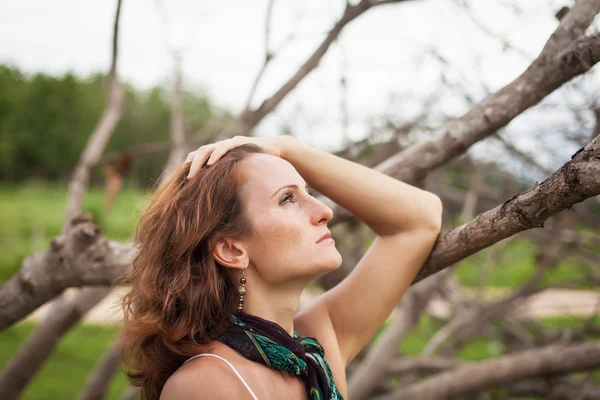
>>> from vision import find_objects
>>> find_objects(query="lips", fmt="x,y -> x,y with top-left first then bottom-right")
316,232 -> 332,243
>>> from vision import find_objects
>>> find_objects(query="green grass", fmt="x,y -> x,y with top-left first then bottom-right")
1,183 -> 597,397
2,316 -> 597,399
0,183 -> 150,283
0,322 -> 131,400
1,184 -> 593,289
453,238 -> 593,289
396,314 -> 600,361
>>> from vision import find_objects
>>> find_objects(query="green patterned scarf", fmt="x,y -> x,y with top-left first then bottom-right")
217,312 -> 344,399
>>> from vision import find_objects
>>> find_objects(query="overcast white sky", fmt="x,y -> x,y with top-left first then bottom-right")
0,0 -> 596,163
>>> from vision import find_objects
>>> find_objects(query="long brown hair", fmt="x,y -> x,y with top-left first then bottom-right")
121,144 -> 265,400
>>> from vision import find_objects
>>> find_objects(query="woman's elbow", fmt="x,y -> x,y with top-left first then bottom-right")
424,194 -> 443,232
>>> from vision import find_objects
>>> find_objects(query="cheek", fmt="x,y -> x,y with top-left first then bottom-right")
250,214 -> 306,260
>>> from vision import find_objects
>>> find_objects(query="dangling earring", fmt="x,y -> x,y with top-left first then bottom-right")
237,269 -> 247,314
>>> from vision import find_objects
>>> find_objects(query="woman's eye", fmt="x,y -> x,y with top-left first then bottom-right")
281,194 -> 295,204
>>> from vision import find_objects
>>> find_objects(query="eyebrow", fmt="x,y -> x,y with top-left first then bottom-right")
271,183 -> 309,198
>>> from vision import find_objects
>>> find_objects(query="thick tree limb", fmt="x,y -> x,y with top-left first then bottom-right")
1,135 -> 599,331
387,356 -> 461,375
328,4 -> 600,224
63,0 -> 124,231
509,377 -> 600,399
0,287 -> 110,399
413,133 -> 600,283
541,0 -> 600,55
375,341 -> 600,400
0,214 -> 134,330
2,3 -> 599,333
0,2 -> 126,396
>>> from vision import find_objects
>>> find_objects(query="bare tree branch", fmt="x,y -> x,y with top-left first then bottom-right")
76,343 -> 122,400
1,134 -> 599,331
541,0 -> 599,55
0,214 -> 134,330
1,1 -> 599,335
387,356 -> 461,375
329,19 -> 600,224
161,53 -> 188,182
218,0 -> 415,139
348,273 -> 449,399
98,121 -> 221,166
244,0 -> 278,110
63,0 -> 124,232
0,287 -> 110,399
493,133 -> 554,176
375,341 -> 600,400
413,133 -> 600,283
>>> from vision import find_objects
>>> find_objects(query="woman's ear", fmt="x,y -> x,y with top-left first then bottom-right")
213,238 -> 248,270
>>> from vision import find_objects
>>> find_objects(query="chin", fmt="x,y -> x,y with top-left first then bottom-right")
297,256 -> 342,281
321,253 -> 343,272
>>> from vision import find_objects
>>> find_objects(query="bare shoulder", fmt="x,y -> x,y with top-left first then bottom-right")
160,355 -> 247,400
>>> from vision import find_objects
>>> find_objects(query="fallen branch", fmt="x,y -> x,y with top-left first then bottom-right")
76,342 -> 123,400
413,133 -> 600,283
1,134 -> 598,331
375,341 -> 600,400
63,0 -> 125,231
348,273 -> 448,398
328,0 -> 600,225
0,214 -> 134,330
0,287 -> 111,399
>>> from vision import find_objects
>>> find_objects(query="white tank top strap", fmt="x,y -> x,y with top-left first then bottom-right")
183,353 -> 259,400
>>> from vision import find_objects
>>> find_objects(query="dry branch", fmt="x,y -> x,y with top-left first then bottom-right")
2,1 -> 600,337
77,343 -> 122,400
348,273 -> 447,398
328,0 -> 600,225
63,0 -> 125,232
1,132 -> 599,332
387,357 -> 460,375
0,214 -> 134,330
413,133 -> 600,283
217,0 -> 414,139
375,341 -> 600,400
161,54 -> 187,182
0,287 -> 111,399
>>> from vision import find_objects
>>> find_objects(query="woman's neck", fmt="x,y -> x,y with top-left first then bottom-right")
238,280 -> 305,336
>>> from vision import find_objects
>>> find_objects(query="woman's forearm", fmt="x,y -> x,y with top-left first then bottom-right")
281,137 -> 442,236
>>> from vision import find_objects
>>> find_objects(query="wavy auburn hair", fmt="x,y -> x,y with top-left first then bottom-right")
121,144 -> 265,400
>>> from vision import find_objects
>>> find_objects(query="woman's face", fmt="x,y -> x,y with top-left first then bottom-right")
237,153 -> 342,283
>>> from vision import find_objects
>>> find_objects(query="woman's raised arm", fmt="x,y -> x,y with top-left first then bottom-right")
281,136 -> 443,365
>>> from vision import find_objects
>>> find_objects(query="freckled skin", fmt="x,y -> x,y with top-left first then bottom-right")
237,153 -> 343,284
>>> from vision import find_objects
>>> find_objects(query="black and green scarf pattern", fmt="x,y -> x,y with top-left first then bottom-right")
217,312 -> 344,400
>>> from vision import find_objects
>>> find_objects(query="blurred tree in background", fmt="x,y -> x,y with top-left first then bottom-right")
0,65 -> 230,186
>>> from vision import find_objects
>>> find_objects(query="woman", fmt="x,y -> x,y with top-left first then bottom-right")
121,135 -> 442,399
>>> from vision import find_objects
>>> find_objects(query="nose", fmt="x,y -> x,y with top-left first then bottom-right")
310,197 -> 333,226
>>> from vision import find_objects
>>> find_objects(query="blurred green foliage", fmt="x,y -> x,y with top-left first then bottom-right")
0,183 -> 150,283
0,322 -> 128,400
0,65 -> 231,186
2,315 -> 597,400
1,184 -> 594,287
